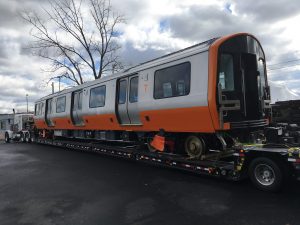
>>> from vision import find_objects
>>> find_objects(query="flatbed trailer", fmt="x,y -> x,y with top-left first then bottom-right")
34,137 -> 300,192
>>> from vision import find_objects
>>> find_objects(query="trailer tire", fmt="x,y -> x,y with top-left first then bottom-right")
248,157 -> 283,192
5,132 -> 10,143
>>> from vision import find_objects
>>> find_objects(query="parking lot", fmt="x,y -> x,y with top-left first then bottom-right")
0,143 -> 300,225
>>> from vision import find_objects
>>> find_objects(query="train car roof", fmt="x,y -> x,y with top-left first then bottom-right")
37,36 -> 219,102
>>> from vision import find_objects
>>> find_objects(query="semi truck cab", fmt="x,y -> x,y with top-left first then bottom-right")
4,113 -> 34,143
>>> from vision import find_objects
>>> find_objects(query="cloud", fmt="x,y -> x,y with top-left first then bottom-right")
269,80 -> 299,103
1,0 -> 300,114
233,0 -> 300,23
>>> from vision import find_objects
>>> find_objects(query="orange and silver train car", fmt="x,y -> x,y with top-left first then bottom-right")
34,33 -> 271,157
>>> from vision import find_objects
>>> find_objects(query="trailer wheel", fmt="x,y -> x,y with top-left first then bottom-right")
5,132 -> 10,143
25,133 -> 31,143
248,157 -> 283,192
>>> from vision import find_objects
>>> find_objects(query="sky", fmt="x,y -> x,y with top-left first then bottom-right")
0,0 -> 300,113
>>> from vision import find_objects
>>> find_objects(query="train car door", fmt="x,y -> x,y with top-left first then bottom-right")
71,90 -> 84,126
45,98 -> 54,126
241,53 -> 260,119
116,75 -> 141,125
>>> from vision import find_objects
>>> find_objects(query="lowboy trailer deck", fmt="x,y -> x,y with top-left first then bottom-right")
34,137 -> 300,192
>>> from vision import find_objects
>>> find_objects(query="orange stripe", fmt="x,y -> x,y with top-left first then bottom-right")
52,117 -> 73,129
82,114 -> 120,130
140,106 -> 215,132
34,119 -> 47,129
34,106 -> 215,133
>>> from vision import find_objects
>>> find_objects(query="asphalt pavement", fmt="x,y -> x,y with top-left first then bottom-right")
0,142 -> 300,225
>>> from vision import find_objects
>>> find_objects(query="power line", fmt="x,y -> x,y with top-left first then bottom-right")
267,58 -> 300,67
267,63 -> 300,71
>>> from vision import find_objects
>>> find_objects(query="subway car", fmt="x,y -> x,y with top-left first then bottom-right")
34,33 -> 271,158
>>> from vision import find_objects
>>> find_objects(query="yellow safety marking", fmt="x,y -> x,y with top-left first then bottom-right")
243,144 -> 264,148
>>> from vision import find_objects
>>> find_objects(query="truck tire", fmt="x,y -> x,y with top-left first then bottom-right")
25,133 -> 31,143
5,132 -> 10,143
248,157 -> 283,192
20,133 -> 25,143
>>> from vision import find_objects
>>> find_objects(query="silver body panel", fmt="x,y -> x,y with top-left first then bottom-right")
34,44 -> 211,128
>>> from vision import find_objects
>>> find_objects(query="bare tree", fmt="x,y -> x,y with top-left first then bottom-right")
22,0 -> 125,85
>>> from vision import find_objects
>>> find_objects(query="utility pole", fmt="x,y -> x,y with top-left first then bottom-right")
59,76 -> 61,91
52,82 -> 54,94
26,94 -> 28,113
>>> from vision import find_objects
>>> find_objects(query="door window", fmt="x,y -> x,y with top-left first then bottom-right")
129,77 -> 138,103
73,91 -> 83,110
47,99 -> 53,114
73,93 -> 78,110
118,80 -> 127,104
219,54 -> 234,91
78,91 -> 82,110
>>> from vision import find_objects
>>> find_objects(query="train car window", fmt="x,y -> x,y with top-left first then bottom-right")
38,103 -> 41,115
129,77 -> 138,103
36,104 -> 39,115
38,103 -> 43,115
56,96 -> 66,113
219,54 -> 234,91
38,104 -> 41,115
154,62 -> 191,99
118,80 -> 127,104
34,104 -> 37,115
89,85 -> 106,108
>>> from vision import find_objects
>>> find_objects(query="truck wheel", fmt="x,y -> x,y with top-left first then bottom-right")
5,132 -> 10,143
30,135 -> 35,143
20,133 -> 25,143
248,157 -> 283,192
25,133 -> 31,143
